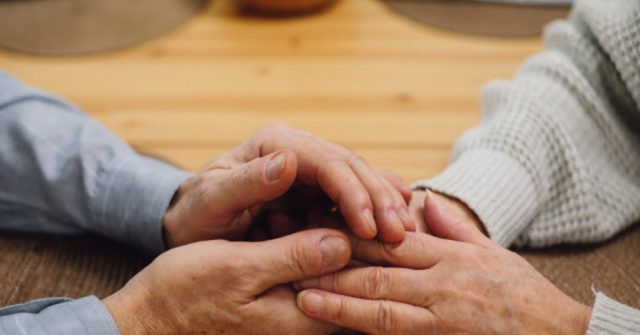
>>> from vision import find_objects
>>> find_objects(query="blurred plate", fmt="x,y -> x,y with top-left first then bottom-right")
0,0 -> 205,56
382,0 -> 570,37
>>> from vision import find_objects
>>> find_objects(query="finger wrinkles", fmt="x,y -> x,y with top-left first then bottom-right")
382,234 -> 423,266
285,238 -> 321,278
364,267 -> 391,300
330,293 -> 349,323
255,122 -> 296,156
376,300 -> 397,334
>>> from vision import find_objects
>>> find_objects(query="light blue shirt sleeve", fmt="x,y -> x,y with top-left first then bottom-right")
0,71 -> 193,253
0,297 -> 119,335
0,71 -> 193,334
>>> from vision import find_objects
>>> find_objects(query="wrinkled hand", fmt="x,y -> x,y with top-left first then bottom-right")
163,123 -> 414,248
104,229 -> 351,335
295,193 -> 592,335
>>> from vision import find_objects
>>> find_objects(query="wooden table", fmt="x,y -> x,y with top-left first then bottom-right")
0,0 -> 542,182
5,0 -> 638,317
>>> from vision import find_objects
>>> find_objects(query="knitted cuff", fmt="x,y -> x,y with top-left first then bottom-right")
413,149 -> 539,247
586,292 -> 640,334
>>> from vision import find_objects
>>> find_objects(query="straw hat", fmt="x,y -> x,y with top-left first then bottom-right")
0,0 -> 205,56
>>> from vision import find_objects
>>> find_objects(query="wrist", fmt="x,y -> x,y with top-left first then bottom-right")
103,274 -> 173,335
162,177 -> 194,249
103,290 -> 147,335
539,294 -> 591,335
567,304 -> 592,335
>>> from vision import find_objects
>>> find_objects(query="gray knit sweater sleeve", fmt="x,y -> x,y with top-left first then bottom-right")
415,0 -> 640,332
415,0 -> 640,249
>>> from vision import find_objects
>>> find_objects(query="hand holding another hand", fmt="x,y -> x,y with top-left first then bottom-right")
295,192 -> 592,335
163,122 -> 414,248
104,229 -> 351,335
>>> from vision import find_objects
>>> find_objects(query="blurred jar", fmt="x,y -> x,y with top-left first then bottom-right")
233,0 -> 338,15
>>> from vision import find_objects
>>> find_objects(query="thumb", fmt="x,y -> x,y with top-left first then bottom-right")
219,150 -> 297,213
239,229 -> 351,293
423,190 -> 490,247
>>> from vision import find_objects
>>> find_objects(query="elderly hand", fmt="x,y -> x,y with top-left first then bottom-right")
162,122 -> 414,248
104,229 -> 351,335
294,193 -> 592,335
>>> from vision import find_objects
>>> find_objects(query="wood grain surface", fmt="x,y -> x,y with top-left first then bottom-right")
0,0 -> 542,182
2,0 -> 637,315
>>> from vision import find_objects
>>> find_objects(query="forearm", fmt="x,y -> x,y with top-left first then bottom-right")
415,0 -> 640,248
0,296 -> 119,335
0,72 -> 192,253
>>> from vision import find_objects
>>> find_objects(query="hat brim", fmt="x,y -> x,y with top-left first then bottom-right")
0,0 -> 205,56
382,0 -> 570,37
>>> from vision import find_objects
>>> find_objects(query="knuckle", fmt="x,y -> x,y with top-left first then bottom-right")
364,267 -> 389,299
219,166 -> 253,195
255,122 -> 292,142
330,296 -> 349,322
392,193 -> 407,208
376,196 -> 398,213
286,240 -> 317,277
376,300 -> 396,333
238,163 -> 255,184
346,152 -> 367,167
386,234 -> 420,261
352,193 -> 373,211
264,121 -> 291,132
329,272 -> 341,293
382,234 -> 418,262
383,241 -> 408,264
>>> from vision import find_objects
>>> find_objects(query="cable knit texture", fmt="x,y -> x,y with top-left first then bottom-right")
414,0 -> 640,332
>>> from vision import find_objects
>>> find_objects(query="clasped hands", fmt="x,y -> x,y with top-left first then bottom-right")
104,123 -> 591,335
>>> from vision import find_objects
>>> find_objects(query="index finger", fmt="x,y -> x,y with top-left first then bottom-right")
297,289 -> 434,335
254,123 -> 413,242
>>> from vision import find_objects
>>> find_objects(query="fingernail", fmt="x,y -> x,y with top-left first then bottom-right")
424,189 -> 444,218
425,189 -> 434,202
266,152 -> 286,182
320,236 -> 349,272
424,189 -> 438,210
361,208 -> 376,235
294,277 -> 318,290
297,291 -> 324,314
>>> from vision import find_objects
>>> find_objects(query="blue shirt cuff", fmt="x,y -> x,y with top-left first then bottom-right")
0,296 -> 120,335
95,154 -> 193,254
